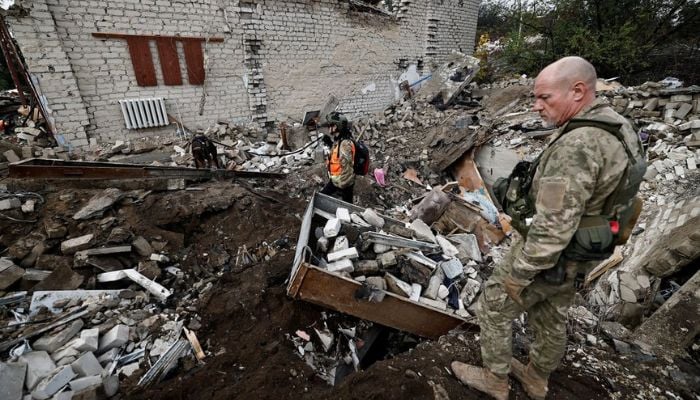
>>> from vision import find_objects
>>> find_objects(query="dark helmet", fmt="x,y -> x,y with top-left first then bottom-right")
325,112 -> 349,132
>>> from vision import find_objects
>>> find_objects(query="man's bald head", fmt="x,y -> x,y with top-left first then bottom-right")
532,56 -> 598,127
538,56 -> 597,91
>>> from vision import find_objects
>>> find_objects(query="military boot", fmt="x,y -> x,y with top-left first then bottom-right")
451,361 -> 509,400
510,358 -> 549,400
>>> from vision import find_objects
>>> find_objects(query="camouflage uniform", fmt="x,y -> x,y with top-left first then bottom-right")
478,98 -> 644,375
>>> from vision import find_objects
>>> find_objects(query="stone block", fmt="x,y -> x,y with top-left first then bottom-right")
675,103 -> 693,119
0,361 -> 27,400
98,324 -> 129,353
3,149 -> 20,163
410,219 -> 436,243
69,375 -> 103,394
102,374 -> 119,397
33,320 -> 84,353
377,251 -> 397,267
679,120 -> 700,131
331,236 -> 349,252
96,348 -> 119,366
335,207 -> 351,223
19,351 -> 56,390
44,221 -> 68,239
60,234 -> 95,255
70,352 -> 103,377
74,328 -> 99,352
131,236 -> 153,257
323,218 -> 341,238
32,365 -> 76,400
361,208 -> 385,228
0,198 -> 21,210
327,247 -> 359,262
326,258 -> 354,274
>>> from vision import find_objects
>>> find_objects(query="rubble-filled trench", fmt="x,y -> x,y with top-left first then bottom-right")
2,72 -> 700,400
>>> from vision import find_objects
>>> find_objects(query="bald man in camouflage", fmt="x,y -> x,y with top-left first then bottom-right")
451,57 -> 646,399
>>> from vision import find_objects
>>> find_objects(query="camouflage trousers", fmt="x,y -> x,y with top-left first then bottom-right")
476,240 -> 595,376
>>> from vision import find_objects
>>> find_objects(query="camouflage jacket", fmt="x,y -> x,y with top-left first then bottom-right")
510,98 -> 644,283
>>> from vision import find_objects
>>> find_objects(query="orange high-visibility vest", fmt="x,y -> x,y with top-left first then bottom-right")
327,139 -> 355,177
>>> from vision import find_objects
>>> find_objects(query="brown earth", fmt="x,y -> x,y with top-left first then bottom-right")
1,178 -> 693,400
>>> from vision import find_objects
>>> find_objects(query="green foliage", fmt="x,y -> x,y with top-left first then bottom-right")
478,0 -> 700,83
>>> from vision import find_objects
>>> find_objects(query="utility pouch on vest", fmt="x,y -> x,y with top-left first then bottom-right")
563,215 -> 614,261
493,160 -> 536,235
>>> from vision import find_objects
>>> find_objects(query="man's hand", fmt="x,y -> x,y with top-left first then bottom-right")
503,275 -> 528,307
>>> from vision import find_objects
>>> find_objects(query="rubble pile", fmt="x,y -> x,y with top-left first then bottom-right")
0,186 -> 256,399
304,193 -> 506,322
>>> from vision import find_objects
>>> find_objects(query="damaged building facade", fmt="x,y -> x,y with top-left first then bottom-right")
2,0 -> 478,149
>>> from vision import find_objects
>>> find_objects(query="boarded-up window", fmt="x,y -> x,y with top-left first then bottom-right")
182,39 -> 205,85
126,37 -> 157,87
92,33 -> 223,87
156,37 -> 183,86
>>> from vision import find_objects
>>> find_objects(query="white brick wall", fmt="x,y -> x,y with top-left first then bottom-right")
5,0 -> 479,147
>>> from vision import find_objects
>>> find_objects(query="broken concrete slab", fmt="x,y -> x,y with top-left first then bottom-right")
98,324 -> 129,353
71,352 -> 104,377
0,361 -> 27,400
32,365 -> 76,400
0,258 -> 25,290
33,319 -> 84,353
60,234 -> 95,255
440,258 -> 463,280
32,264 -> 85,291
19,351 -> 56,390
377,251 -> 397,267
436,235 -> 459,258
73,188 -> 124,220
29,290 -> 123,315
448,233 -> 482,262
331,236 -> 349,253
410,219 -> 437,243
634,268 -> 700,355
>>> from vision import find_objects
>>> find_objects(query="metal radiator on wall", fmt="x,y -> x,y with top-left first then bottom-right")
119,98 -> 168,129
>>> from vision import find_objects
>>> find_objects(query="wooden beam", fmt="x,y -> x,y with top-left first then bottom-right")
92,32 -> 224,42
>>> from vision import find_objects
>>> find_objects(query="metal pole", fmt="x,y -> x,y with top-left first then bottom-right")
0,14 -> 28,106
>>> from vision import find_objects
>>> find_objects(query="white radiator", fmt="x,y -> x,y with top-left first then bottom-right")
119,98 -> 168,129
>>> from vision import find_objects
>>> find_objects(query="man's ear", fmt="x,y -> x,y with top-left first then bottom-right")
571,81 -> 587,101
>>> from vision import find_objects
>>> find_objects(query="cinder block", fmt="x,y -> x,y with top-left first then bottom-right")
32,365 -> 76,400
74,328 -> 99,352
70,352 -> 103,377
98,324 -> 129,353
19,351 -> 56,390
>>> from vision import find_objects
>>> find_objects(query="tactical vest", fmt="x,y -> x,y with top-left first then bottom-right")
494,117 -> 647,261
327,139 -> 355,177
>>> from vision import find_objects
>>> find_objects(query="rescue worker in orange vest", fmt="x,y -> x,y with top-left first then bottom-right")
321,112 -> 355,203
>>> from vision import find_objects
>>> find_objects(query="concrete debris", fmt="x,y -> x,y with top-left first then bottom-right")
33,319 -> 84,353
19,351 -> 56,390
32,365 -> 76,400
0,361 -> 26,400
72,188 -> 124,220
60,234 -> 95,255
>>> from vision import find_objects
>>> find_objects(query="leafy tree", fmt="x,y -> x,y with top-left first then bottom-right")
477,0 -> 700,83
